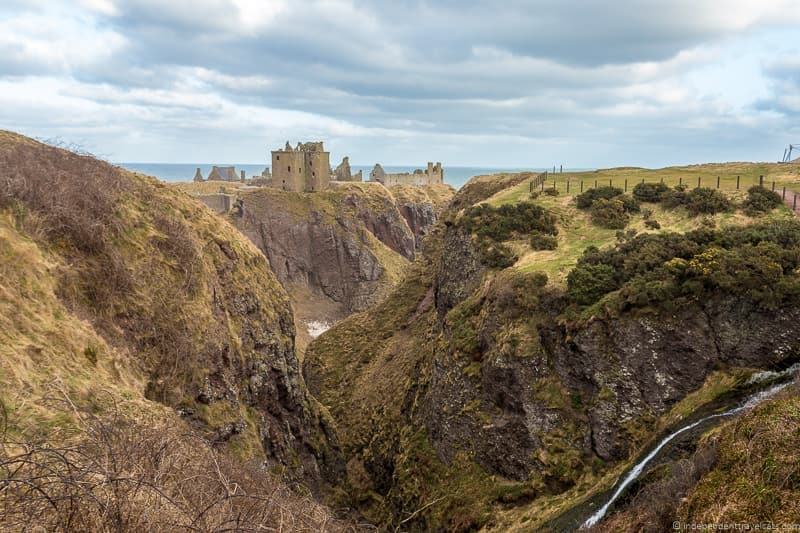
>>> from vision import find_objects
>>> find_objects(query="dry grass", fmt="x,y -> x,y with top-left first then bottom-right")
678,387 -> 800,523
0,399 -> 355,533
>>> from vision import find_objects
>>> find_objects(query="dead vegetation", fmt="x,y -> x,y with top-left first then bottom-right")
0,398 -> 355,532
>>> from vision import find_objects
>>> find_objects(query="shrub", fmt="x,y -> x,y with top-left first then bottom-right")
530,232 -> 558,250
575,186 -> 623,209
590,198 -> 630,229
461,201 -> 558,242
620,194 -> 641,213
566,219 -> 800,309
661,184 -> 689,209
632,181 -> 670,202
476,238 -> 517,268
644,219 -> 661,230
0,407 -> 351,532
566,263 -> 619,305
685,187 -> 731,215
743,185 -> 782,216
543,187 -> 559,196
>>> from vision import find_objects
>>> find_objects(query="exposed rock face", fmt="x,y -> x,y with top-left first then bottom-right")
397,201 -> 437,249
434,224 -> 485,319
545,297 -> 800,461
234,187 -> 415,316
343,190 -> 416,261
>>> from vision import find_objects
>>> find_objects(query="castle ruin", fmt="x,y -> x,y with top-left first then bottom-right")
369,162 -> 443,186
194,166 -> 245,182
333,156 -> 363,182
271,141 -> 330,192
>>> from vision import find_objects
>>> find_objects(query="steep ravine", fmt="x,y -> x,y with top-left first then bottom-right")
303,176 -> 800,531
231,183 -> 453,353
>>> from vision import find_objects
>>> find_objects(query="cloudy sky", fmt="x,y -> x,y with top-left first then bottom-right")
1,0 -> 799,167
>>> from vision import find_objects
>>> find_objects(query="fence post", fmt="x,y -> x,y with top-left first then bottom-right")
609,179 -> 612,187
624,179 -> 627,192
697,176 -> 701,188
679,177 -> 682,186
595,180 -> 598,189
759,175 -> 764,187
580,180 -> 584,192
717,176 -> 720,189
794,192 -> 797,211
772,181 -> 776,192
553,178 -> 556,190
783,186 -> 786,200
567,180 -> 570,193
541,179 -> 545,192
736,175 -> 740,189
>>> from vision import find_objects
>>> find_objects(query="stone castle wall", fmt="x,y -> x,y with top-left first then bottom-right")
370,162 -> 443,186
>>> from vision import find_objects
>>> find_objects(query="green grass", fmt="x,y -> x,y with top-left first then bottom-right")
488,162 -> 800,204
480,176 -> 795,287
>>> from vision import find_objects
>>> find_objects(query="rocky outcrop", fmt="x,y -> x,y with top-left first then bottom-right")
434,224 -> 485,319
234,186 -> 414,315
545,297 -> 800,461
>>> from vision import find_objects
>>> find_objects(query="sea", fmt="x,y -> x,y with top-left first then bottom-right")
116,163 -> 550,190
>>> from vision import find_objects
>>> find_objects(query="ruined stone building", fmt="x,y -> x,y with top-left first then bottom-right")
333,156 -> 363,182
271,141 -> 330,192
201,166 -> 245,182
369,162 -> 443,186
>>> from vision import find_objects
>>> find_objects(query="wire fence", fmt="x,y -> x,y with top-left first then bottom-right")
526,171 -> 800,214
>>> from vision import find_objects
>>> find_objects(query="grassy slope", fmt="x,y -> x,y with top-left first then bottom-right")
485,172 -> 794,287
679,388 -> 800,523
0,131 -> 306,461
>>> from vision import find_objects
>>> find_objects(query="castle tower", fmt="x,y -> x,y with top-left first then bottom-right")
271,141 -> 330,192
193,167 -> 204,182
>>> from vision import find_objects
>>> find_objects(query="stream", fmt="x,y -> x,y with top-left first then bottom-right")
545,363 -> 799,531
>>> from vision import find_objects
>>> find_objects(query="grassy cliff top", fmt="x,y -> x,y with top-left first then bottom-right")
453,162 -> 798,287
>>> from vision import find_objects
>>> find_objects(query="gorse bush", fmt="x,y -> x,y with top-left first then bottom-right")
658,185 -> 731,215
459,201 -> 558,268
461,202 -> 557,241
743,185 -> 782,216
684,187 -> 732,215
566,219 -> 800,310
575,186 -> 624,209
476,239 -> 517,268
644,219 -> 661,230
575,185 -> 639,229
632,181 -> 670,203
590,198 -> 630,229
530,232 -> 558,250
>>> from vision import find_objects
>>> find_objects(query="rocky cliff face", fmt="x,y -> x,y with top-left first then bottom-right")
231,183 -> 452,352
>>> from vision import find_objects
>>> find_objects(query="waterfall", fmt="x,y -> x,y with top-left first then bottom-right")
582,367 -> 799,529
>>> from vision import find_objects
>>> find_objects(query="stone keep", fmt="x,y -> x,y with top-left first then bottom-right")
271,141 -> 330,192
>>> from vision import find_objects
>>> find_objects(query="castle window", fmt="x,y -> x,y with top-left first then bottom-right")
288,166 -> 291,172
276,155 -> 280,160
